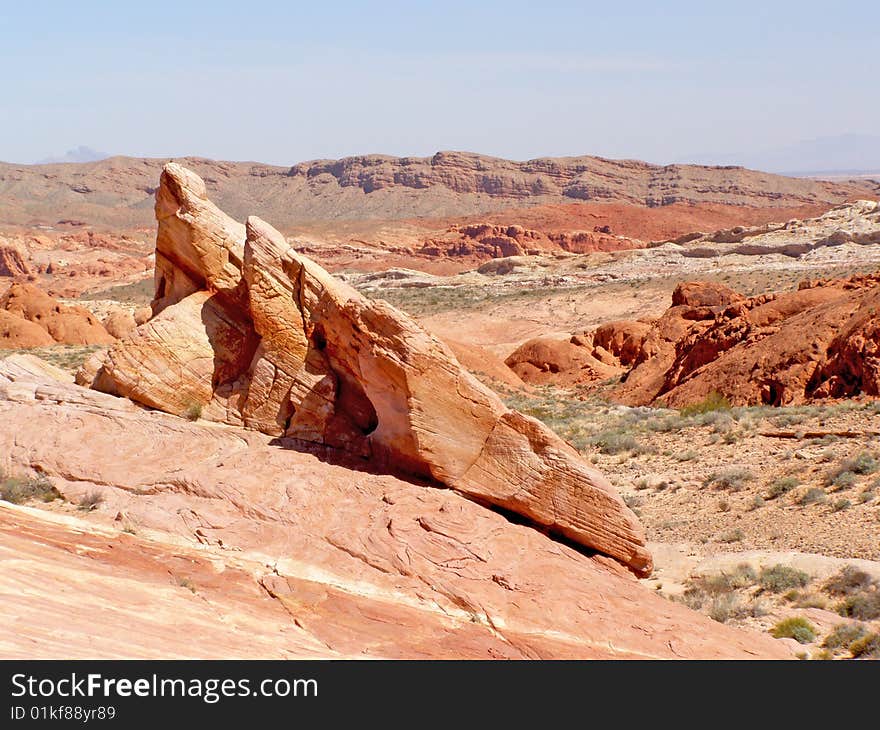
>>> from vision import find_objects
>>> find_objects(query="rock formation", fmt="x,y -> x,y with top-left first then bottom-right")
0,355 -> 790,659
418,221 -> 641,261
78,163 -> 651,575
0,239 -> 31,277
0,282 -> 115,348
507,275 -> 880,407
0,153 -> 874,229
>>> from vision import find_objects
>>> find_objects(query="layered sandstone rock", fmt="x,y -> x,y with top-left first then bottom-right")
508,276 -> 880,407
0,359 -> 790,659
0,282 -> 115,348
78,163 -> 651,575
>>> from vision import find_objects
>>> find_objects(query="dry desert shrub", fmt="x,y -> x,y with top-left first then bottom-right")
0,473 -> 61,505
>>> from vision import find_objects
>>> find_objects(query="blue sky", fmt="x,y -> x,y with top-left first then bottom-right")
1,1 -> 877,166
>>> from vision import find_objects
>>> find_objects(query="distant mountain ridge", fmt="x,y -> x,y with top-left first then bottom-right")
0,151 -> 876,229
35,146 -> 109,165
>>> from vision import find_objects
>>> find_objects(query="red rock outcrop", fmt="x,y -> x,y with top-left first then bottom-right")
0,240 -> 31,277
508,276 -> 880,407
418,221 -> 641,261
79,163 -> 651,575
0,282 -> 115,348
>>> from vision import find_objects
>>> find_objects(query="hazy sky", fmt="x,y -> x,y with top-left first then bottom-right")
1,1 -> 878,166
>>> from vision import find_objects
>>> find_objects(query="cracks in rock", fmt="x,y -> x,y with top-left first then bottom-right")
256,575 -> 337,653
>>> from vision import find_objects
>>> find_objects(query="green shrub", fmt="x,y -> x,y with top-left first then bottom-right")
767,476 -> 799,499
589,430 -> 647,455
0,474 -> 61,505
830,471 -> 857,490
822,623 -> 867,650
771,617 -> 816,644
832,498 -> 851,512
849,633 -> 880,658
184,402 -> 203,421
679,392 -> 731,417
759,565 -> 810,593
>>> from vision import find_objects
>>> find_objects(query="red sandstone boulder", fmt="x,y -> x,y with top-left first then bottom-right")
0,283 -> 115,347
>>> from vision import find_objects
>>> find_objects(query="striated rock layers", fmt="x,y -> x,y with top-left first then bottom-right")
0,356 -> 789,659
507,276 -> 880,407
78,163 -> 651,576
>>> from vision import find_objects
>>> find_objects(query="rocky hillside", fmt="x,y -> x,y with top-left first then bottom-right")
507,272 -> 880,408
0,152 -> 875,229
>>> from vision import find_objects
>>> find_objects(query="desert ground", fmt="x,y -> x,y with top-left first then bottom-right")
2,153 -> 879,659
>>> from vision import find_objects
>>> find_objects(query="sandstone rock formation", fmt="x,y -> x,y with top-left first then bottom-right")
0,153 -> 874,229
507,275 -> 880,407
101,307 -> 137,339
78,163 -> 651,575
0,282 -> 115,348
0,239 -> 31,277
672,199 -> 880,260
418,221 -> 641,261
0,357 -> 791,659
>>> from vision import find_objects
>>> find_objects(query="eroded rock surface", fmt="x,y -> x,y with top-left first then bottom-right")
0,360 -> 790,659
78,163 -> 650,574
508,275 -> 880,407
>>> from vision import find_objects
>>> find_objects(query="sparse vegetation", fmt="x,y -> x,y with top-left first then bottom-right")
0,473 -> 61,505
822,623 -> 866,650
5,345 -> 105,374
589,430 -> 648,455
824,566 -> 875,596
705,467 -> 753,492
767,476 -> 799,499
849,632 -> 880,658
829,471 -> 857,490
184,401 -> 203,422
799,487 -> 827,506
77,490 -> 104,511
718,528 -> 744,543
837,591 -> 880,621
173,575 -> 197,594
679,392 -> 731,417
759,565 -> 810,593
81,277 -> 154,305
771,617 -> 816,644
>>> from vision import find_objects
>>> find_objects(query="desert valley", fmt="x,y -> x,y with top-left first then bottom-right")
2,151 -> 880,661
